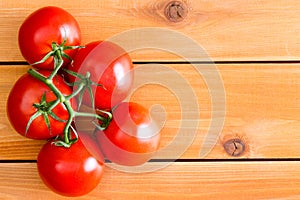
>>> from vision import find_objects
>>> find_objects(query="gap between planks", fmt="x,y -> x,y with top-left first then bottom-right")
1,158 -> 300,163
2,60 -> 300,66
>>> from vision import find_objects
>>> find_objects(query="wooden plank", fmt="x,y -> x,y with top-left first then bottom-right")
1,0 -> 300,62
130,63 -> 300,159
0,161 -> 299,199
1,64 -> 300,160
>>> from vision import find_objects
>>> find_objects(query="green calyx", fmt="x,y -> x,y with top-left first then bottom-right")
25,93 -> 65,136
31,38 -> 84,68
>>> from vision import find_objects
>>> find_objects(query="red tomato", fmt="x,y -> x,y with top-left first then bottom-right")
18,6 -> 81,69
6,71 -> 76,140
67,41 -> 133,109
37,137 -> 104,197
96,102 -> 160,166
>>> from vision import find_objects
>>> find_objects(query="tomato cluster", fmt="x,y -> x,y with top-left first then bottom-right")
7,6 -> 161,197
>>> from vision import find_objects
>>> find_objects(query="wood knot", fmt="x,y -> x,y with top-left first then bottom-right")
223,138 -> 245,157
164,1 -> 188,22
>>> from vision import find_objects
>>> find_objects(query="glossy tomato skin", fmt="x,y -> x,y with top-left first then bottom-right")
67,41 -> 133,109
6,71 -> 76,140
18,6 -> 81,69
37,137 -> 104,197
96,102 -> 160,166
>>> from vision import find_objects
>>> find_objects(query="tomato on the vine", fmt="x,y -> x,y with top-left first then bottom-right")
18,6 -> 81,69
37,136 -> 104,197
67,40 -> 134,109
7,71 -> 76,140
96,102 -> 161,166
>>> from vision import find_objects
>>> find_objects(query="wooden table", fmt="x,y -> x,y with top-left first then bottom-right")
1,0 -> 300,199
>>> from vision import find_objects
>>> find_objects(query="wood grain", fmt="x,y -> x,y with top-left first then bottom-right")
1,0 -> 300,62
0,161 -> 299,199
1,1 -> 300,198
1,64 -> 300,160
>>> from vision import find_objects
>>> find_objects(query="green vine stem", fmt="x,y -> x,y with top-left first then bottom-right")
26,40 -> 112,148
